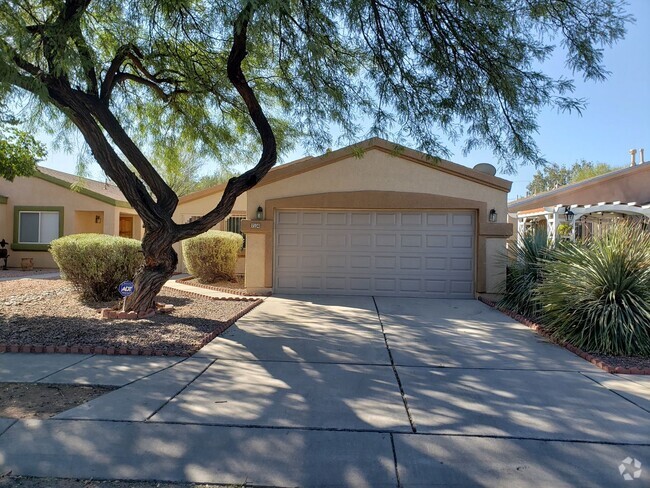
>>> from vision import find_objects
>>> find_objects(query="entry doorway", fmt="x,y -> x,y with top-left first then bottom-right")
119,216 -> 134,238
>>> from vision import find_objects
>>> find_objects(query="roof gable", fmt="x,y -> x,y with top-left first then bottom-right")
180,138 -> 511,203
35,166 -> 131,207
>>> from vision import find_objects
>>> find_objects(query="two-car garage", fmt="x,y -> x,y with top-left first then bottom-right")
273,210 -> 475,298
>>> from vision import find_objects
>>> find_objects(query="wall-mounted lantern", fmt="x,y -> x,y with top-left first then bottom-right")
95,215 -> 102,224
256,206 -> 264,220
488,209 -> 497,223
564,206 -> 574,222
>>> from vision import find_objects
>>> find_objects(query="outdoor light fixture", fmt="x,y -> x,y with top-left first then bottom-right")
488,209 -> 497,223
256,206 -> 264,220
95,215 -> 102,224
564,206 -> 574,222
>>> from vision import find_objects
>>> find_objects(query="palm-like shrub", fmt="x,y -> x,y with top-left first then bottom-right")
182,230 -> 243,283
498,229 -> 551,319
537,222 -> 650,356
50,234 -> 143,301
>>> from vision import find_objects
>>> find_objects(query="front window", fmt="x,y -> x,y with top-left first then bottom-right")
19,211 -> 60,244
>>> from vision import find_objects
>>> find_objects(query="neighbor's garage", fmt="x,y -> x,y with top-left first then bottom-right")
240,138 -> 512,297
274,210 -> 474,297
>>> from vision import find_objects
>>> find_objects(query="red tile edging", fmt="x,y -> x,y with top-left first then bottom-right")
477,296 -> 650,375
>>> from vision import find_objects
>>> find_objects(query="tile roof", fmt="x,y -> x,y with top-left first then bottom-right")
37,166 -> 128,203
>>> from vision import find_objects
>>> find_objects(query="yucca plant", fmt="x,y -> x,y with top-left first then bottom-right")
498,228 -> 552,319
537,222 -> 650,356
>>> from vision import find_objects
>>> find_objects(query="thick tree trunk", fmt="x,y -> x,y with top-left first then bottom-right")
124,230 -> 178,314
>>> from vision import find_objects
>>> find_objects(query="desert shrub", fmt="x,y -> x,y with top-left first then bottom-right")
537,222 -> 650,356
182,230 -> 243,283
50,233 -> 143,301
498,229 -> 551,319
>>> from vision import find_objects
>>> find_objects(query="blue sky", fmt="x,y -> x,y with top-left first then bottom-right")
38,1 -> 649,202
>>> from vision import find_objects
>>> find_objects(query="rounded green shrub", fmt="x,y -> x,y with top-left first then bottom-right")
537,223 -> 650,356
50,233 -> 143,302
182,230 -> 243,283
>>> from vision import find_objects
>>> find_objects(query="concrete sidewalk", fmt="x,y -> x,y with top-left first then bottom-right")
1,295 -> 649,486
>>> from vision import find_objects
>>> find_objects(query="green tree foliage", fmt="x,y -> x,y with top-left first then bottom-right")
0,125 -> 47,181
526,160 -> 618,195
0,0 -> 631,311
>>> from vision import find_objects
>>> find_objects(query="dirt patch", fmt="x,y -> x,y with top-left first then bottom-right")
0,279 -> 260,356
0,383 -> 116,419
0,477 -> 239,487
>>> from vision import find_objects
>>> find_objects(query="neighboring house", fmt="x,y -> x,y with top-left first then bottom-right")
508,152 -> 650,241
0,166 -> 142,268
174,138 -> 513,298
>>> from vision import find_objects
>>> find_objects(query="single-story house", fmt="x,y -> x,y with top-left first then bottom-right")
508,152 -> 650,241
0,166 -> 142,268
174,138 -> 513,298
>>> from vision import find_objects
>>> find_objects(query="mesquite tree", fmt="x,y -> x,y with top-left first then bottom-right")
0,0 -> 630,313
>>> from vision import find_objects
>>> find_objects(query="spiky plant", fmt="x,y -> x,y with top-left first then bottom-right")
498,228 -> 552,319
537,222 -> 650,356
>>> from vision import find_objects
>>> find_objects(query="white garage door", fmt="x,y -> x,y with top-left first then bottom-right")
274,210 -> 475,297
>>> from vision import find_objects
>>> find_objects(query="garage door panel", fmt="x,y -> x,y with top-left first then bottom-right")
377,213 -> 398,225
351,212 -> 372,225
302,233 -> 323,247
350,255 -> 371,268
277,212 -> 299,225
302,212 -> 323,225
275,210 -> 474,297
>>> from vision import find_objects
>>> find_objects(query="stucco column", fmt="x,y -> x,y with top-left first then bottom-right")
241,219 -> 274,294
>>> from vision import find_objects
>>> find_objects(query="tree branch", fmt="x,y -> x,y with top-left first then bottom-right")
175,2 -> 277,240
100,44 -> 137,103
81,93 -> 180,217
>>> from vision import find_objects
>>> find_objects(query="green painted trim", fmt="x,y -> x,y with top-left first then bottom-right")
0,195 -> 7,204
10,243 -> 51,252
13,206 -> 65,250
34,171 -> 131,208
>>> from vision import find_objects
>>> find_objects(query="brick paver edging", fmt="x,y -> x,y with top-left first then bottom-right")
478,296 -> 650,375
0,296 -> 263,357
175,276 -> 271,297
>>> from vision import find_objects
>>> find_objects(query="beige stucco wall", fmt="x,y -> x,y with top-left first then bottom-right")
0,175 -> 136,269
244,148 -> 511,294
485,238 -> 507,293
173,191 -> 247,273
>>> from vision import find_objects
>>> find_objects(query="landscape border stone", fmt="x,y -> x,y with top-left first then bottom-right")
478,296 -> 650,375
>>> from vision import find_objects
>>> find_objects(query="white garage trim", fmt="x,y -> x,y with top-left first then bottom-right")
274,210 -> 475,297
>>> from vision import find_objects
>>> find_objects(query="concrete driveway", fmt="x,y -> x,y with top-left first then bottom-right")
1,296 -> 649,487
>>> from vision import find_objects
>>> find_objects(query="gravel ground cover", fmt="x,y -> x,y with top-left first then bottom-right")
588,354 -> 650,371
179,276 -> 252,295
0,279 -> 257,356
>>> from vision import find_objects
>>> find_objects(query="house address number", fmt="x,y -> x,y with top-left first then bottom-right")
250,223 -> 262,229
